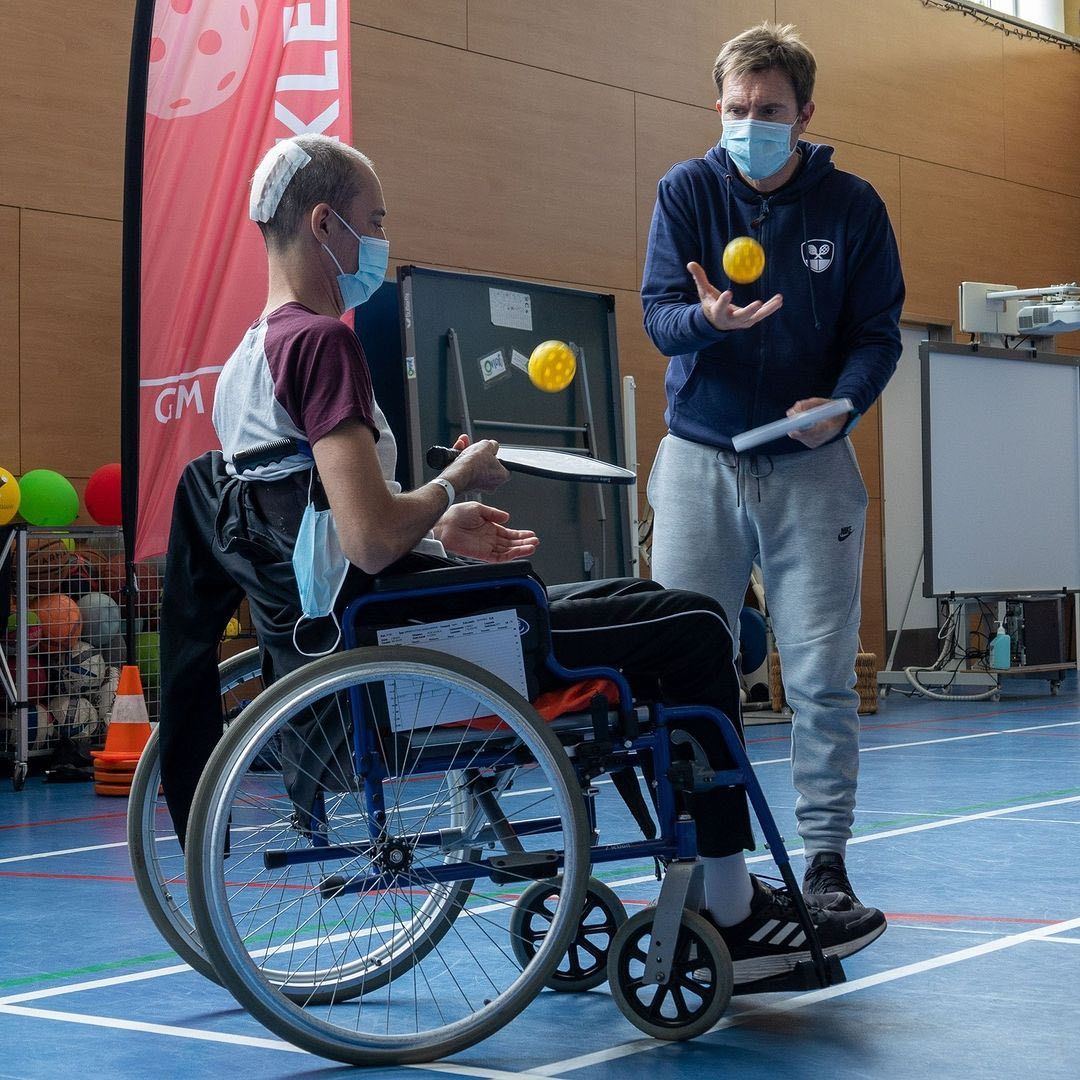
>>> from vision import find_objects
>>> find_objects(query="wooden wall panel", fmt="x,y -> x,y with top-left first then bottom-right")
634,95 -> 722,275
468,0 -> 771,106
352,26 -> 638,290
0,208 -> 18,470
851,401 -> 881,502
900,158 -> 1080,331
1003,35 -> 1080,196
19,211 -> 121,482
350,0 -> 466,49
781,0 -> 1006,179
0,1 -> 131,220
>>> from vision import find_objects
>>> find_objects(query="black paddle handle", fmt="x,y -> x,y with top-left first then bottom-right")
425,445 -> 460,470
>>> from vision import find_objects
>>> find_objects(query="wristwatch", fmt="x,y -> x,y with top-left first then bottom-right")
429,476 -> 456,508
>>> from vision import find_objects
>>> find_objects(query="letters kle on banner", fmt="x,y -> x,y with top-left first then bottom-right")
137,0 -> 352,559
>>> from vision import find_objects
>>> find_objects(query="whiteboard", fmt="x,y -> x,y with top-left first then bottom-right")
922,343 -> 1080,596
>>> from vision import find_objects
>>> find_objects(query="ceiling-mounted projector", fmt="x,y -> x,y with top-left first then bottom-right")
1016,301 -> 1080,334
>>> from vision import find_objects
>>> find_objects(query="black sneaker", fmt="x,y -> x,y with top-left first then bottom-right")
803,851 -> 862,909
707,876 -> 886,986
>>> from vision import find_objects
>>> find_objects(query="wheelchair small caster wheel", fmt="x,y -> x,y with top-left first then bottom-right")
509,876 -> 626,992
607,907 -> 733,1040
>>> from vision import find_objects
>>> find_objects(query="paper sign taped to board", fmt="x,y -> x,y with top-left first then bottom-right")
489,288 -> 533,331
376,609 -> 529,731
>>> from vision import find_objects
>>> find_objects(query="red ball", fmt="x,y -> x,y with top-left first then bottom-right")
84,463 -> 123,526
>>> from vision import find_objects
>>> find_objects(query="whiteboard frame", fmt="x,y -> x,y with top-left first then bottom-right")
921,341 -> 1080,598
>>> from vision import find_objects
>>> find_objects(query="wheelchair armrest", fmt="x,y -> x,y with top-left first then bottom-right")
370,560 -> 534,595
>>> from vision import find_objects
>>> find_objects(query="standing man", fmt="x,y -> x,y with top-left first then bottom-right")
642,23 -> 904,909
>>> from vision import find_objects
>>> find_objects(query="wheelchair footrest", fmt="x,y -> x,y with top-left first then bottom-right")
488,851 -> 560,884
732,953 -> 846,996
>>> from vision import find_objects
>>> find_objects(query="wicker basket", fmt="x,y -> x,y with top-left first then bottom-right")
769,651 -> 879,715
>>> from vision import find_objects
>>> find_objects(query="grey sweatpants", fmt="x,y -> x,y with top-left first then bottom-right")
647,433 -> 867,857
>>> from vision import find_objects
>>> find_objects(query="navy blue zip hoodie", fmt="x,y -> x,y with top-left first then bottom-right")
642,140 -> 904,455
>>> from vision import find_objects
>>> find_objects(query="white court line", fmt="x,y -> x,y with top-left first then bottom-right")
6,790 -> 1078,1007
5,719 -> 1076,868
5,919 -> 1078,1071
0,841 -> 130,865
0,1001 -> 559,1079
752,718 -> 1080,767
0,1004 -> 306,1054
528,915 -> 1080,1075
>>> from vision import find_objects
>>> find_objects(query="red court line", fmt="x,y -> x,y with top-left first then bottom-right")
0,810 -> 129,832
0,870 -> 135,884
884,911 -> 1058,926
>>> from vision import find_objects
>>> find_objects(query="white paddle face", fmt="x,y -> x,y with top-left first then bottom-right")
495,447 -> 635,484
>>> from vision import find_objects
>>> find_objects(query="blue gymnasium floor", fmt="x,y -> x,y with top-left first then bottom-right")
1,675 -> 1078,1079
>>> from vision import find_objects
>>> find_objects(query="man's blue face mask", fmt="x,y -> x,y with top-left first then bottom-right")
292,494 -> 349,657
323,209 -> 390,311
720,117 -> 797,181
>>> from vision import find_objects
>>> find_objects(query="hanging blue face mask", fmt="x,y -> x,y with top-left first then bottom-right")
720,117 -> 797,181
323,209 -> 390,311
292,479 -> 350,656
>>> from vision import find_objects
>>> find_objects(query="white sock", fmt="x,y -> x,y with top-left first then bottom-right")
702,853 -> 755,927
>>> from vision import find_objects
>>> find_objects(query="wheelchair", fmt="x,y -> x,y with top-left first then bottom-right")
130,562 -> 843,1066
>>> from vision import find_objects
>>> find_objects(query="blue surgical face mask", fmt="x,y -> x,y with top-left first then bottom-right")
720,117 -> 797,181
292,483 -> 349,657
323,209 -> 390,311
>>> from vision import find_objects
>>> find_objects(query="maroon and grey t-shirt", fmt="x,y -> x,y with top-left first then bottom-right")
213,302 -> 379,480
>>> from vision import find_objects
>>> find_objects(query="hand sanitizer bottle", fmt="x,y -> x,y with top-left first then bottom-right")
990,622 -> 1011,670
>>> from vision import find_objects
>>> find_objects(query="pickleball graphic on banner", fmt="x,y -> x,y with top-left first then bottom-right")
136,0 -> 352,560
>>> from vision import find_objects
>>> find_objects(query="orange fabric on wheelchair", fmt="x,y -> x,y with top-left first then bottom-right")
448,678 -> 621,731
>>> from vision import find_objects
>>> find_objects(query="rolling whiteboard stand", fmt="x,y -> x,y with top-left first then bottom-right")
913,341 -> 1079,695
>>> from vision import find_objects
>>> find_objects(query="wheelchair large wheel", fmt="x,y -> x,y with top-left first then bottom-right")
128,647 -> 262,983
186,646 -> 591,1066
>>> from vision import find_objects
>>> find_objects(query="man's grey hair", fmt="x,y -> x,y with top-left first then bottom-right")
255,134 -> 374,248
713,22 -> 816,109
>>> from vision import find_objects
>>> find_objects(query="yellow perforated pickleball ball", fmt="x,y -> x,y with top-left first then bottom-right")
722,236 -> 766,285
528,340 -> 577,393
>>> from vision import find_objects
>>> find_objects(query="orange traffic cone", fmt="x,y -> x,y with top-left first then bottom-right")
91,664 -> 152,796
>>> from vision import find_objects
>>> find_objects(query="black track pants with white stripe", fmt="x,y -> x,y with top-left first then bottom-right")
546,577 -> 753,857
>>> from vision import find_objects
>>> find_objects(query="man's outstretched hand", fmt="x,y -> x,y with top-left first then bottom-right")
435,502 -> 539,563
688,261 -> 783,331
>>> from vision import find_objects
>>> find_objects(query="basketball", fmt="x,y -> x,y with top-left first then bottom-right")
32,594 -> 83,653
722,236 -> 766,284
63,641 -> 107,695
528,340 -> 577,393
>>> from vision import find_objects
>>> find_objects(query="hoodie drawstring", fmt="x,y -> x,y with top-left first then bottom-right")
801,200 -> 822,331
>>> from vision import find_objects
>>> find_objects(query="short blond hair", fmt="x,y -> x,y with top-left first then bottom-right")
712,22 -> 816,109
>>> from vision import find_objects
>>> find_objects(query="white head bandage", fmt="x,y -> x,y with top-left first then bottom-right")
249,140 -> 313,223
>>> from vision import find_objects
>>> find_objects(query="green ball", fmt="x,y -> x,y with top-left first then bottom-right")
7,610 -> 40,634
18,470 -> 80,527
135,631 -> 161,688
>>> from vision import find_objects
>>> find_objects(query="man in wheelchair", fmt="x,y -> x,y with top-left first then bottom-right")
158,133 -> 885,994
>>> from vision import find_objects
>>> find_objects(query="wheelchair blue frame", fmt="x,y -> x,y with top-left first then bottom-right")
265,563 -> 839,994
